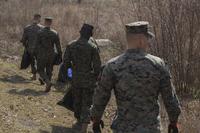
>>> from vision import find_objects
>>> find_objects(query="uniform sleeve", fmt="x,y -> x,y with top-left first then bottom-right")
21,28 -> 28,47
55,33 -> 62,55
63,45 -> 72,69
160,62 -> 181,123
92,47 -> 101,79
90,63 -> 115,120
35,32 -> 41,52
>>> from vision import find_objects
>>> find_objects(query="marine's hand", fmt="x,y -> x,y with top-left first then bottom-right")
58,53 -> 63,62
58,52 -> 62,58
92,119 -> 104,133
168,123 -> 179,133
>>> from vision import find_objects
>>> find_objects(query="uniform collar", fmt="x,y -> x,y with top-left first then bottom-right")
44,27 -> 50,30
126,48 -> 146,54
32,22 -> 38,25
77,37 -> 89,44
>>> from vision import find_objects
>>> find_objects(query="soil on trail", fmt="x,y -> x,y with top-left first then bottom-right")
0,59 -> 200,133
0,60 -> 70,133
0,59 -> 115,133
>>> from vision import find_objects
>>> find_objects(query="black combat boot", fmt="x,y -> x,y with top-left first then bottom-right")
45,82 -> 52,93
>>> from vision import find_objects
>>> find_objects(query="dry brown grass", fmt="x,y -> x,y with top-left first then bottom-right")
0,0 -> 124,55
0,58 -> 199,133
1,1 -> 200,96
0,0 -> 200,132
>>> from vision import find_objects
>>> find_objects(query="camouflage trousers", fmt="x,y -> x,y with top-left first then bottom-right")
29,53 -> 37,74
26,49 -> 37,75
112,125 -> 161,133
37,56 -> 54,84
112,130 -> 160,133
73,87 -> 94,123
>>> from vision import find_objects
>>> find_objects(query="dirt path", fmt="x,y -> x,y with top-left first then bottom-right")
0,59 -> 74,133
0,59 -> 117,133
0,59 -> 200,133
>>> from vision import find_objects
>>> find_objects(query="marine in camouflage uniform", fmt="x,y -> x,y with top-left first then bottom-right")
35,17 -> 62,92
21,14 -> 43,80
63,24 -> 101,133
90,21 -> 181,133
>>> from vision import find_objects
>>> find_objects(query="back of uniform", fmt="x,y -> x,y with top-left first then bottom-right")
91,49 -> 181,133
64,38 -> 101,88
21,23 -> 43,75
36,27 -> 61,58
21,23 -> 43,54
63,37 -> 101,124
35,26 -> 62,90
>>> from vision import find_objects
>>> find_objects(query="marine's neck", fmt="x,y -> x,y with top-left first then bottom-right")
33,22 -> 38,25
126,48 -> 146,54
79,36 -> 89,42
44,26 -> 50,30
127,41 -> 147,52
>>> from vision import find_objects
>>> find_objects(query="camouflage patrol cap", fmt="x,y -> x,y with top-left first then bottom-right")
44,17 -> 53,22
125,21 -> 154,38
33,14 -> 41,19
80,24 -> 94,32
80,23 -> 94,36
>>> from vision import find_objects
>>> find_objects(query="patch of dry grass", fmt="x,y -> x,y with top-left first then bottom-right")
0,0 -> 124,56
0,0 -> 200,132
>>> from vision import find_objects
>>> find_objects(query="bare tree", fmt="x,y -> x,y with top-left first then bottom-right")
78,0 -> 82,4
116,0 -> 200,95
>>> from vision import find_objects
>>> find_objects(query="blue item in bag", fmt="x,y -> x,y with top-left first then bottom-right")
67,68 -> 72,79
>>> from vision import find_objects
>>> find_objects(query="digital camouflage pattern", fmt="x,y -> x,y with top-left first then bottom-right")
35,27 -> 62,84
90,49 -> 181,133
21,23 -> 44,54
21,23 -> 43,74
63,37 -> 101,123
73,87 -> 94,123
63,37 -> 101,89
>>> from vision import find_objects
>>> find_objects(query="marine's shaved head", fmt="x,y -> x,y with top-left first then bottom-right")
126,33 -> 149,50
